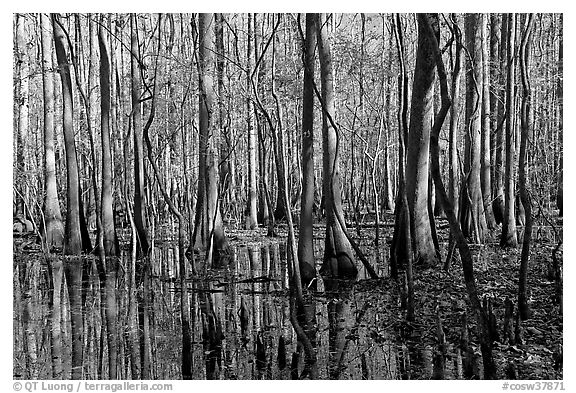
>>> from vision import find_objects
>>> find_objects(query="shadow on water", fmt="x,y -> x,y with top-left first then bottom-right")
13,238 -> 459,380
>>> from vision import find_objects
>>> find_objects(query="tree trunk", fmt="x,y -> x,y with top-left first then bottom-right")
390,13 -> 412,280
97,18 -> 119,379
501,13 -> 518,247
518,14 -> 534,321
130,14 -> 150,258
480,13 -> 497,229
192,13 -> 231,268
99,17 -> 118,258
461,13 -> 488,243
215,13 -> 233,210
297,13 -> 318,288
491,13 -> 505,225
245,13 -> 258,229
40,13 -> 64,251
405,13 -> 439,267
53,13 -> 83,256
14,14 -> 29,219
316,13 -> 357,280
449,13 -> 463,221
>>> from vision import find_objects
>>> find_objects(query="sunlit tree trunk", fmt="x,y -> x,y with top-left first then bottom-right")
448,13 -> 463,220
556,15 -> 563,217
501,13 -> 518,247
14,14 -> 29,219
245,13 -> 258,229
191,13 -> 231,268
518,14 -> 534,321
316,13 -> 357,280
130,13 -> 150,258
98,17 -> 119,378
405,13 -> 440,266
215,13 -> 232,209
53,13 -> 82,256
491,13 -> 505,225
480,13 -> 496,229
460,13 -> 488,243
40,13 -> 64,250
297,13 -> 318,287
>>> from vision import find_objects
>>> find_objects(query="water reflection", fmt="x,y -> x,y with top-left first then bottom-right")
14,240 -> 412,380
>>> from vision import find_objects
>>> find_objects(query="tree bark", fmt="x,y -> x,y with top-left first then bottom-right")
405,13 -> 439,266
316,13 -> 357,280
130,13 -> 150,257
99,17 -> 118,258
449,13 -> 463,221
501,13 -> 518,247
518,14 -> 534,321
297,13 -> 318,288
15,14 -> 29,219
461,13 -> 488,243
480,13 -> 497,229
491,13 -> 505,225
40,13 -> 64,251
245,13 -> 259,229
192,13 -> 231,268
53,13 -> 83,256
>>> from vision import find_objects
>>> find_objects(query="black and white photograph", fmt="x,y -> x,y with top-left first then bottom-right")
11,11 -> 564,385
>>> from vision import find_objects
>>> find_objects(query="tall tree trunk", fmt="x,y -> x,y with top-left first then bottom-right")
130,13 -> 150,258
297,13 -> 318,288
15,14 -> 29,219
491,13 -> 505,225
461,13 -> 488,243
99,17 -> 118,258
40,13 -> 64,251
215,13 -> 232,210
555,14 -> 563,217
449,13 -> 463,221
480,13 -> 497,229
192,13 -> 231,268
98,17 -> 119,379
316,13 -> 357,280
501,13 -> 518,247
390,13 -> 412,280
53,13 -> 82,256
245,13 -> 258,229
518,14 -> 534,321
405,13 -> 439,267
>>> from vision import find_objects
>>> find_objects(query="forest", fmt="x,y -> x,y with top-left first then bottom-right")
12,13 -> 563,381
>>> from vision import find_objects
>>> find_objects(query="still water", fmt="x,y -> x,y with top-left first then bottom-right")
14,237 -> 407,380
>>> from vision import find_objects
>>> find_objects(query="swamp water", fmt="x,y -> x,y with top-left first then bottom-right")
14,236 -> 457,380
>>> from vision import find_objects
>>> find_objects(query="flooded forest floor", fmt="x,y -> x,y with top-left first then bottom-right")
13,211 -> 563,380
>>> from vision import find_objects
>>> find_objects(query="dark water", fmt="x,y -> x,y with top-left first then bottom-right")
13,238 -> 406,380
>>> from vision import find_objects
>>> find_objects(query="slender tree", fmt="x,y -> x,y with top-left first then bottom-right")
501,13 -> 518,247
460,13 -> 488,243
480,13 -> 497,229
52,13 -> 84,379
316,13 -> 357,280
297,13 -> 318,287
130,13 -> 150,258
518,13 -> 535,321
98,16 -> 119,378
191,13 -> 231,267
40,13 -> 64,250
245,13 -> 258,229
405,12 -> 440,266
